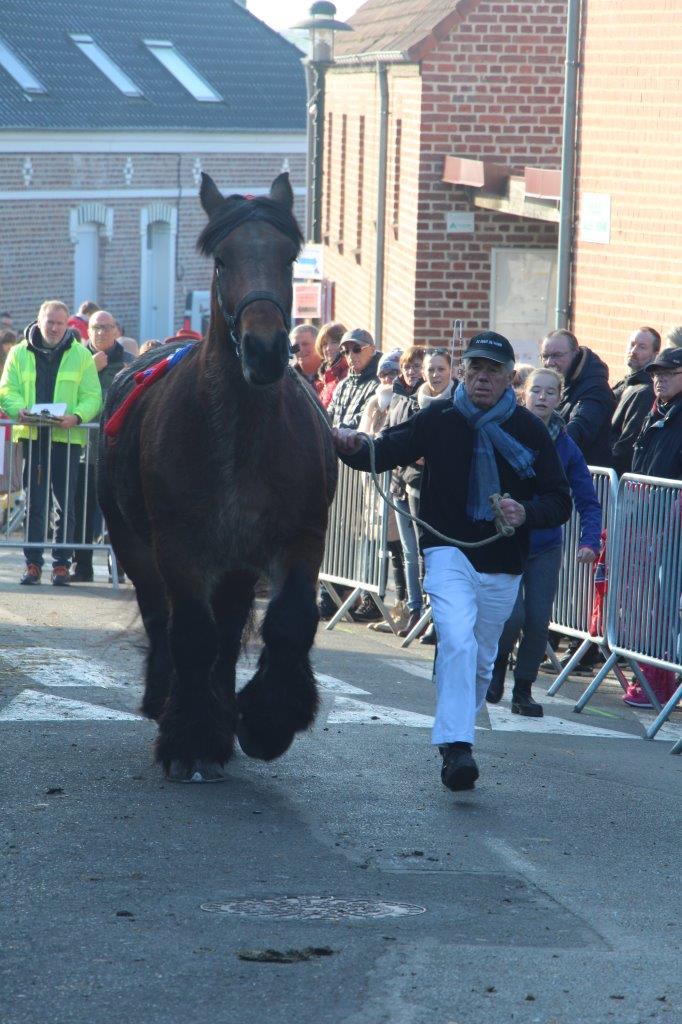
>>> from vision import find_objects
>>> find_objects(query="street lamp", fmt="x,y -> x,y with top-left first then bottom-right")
291,2 -> 353,243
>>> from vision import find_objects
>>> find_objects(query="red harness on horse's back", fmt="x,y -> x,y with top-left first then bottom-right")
104,344 -> 195,440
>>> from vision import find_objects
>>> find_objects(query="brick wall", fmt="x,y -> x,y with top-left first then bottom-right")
415,0 -> 566,350
322,0 -> 567,354
572,0 -> 682,379
0,148 -> 305,337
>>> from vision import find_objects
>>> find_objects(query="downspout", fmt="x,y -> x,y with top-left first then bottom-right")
556,0 -> 582,329
374,61 -> 389,344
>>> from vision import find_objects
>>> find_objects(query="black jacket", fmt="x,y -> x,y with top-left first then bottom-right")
341,400 -> 571,575
610,368 -> 654,476
328,351 -> 380,429
632,394 -> 682,480
558,347 -> 615,466
86,340 -> 134,397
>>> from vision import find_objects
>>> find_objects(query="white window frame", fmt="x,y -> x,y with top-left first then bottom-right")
70,35 -> 143,97
143,40 -> 222,102
0,37 -> 46,93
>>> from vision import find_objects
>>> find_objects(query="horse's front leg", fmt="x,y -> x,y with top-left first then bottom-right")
237,559 -> 320,761
155,567 -> 235,781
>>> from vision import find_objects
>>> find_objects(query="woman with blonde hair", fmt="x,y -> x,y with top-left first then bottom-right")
487,366 -> 601,715
315,321 -> 348,408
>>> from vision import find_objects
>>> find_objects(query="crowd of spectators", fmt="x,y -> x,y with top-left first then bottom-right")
0,299 -> 204,587
301,317 -> 682,719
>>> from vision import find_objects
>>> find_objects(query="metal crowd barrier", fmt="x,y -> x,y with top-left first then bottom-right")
546,467 -> 625,696
591,474 -> 682,745
319,459 -> 392,630
0,419 -> 120,587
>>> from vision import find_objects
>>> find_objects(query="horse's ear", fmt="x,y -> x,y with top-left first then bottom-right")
200,173 -> 224,218
269,172 -> 294,212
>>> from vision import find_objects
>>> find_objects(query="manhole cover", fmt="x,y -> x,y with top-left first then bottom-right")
201,897 -> 426,921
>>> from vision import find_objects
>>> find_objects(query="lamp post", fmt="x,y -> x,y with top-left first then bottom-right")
292,2 -> 352,244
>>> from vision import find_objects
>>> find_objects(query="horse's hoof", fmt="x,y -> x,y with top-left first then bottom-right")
167,759 -> 225,783
236,720 -> 292,762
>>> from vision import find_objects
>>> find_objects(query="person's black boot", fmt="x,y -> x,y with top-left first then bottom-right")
486,650 -> 509,704
511,679 -> 544,717
439,743 -> 479,791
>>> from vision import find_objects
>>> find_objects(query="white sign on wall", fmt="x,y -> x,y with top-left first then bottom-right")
580,193 -> 611,244
294,243 -> 324,280
445,211 -> 475,234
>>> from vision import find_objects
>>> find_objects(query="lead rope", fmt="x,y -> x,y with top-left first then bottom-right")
288,368 -> 515,549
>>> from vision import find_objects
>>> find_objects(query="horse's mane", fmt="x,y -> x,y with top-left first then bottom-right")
197,195 -> 303,258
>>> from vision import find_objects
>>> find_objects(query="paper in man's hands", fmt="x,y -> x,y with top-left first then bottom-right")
22,402 -> 68,425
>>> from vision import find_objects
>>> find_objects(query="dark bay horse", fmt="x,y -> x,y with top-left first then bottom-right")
98,172 -> 337,781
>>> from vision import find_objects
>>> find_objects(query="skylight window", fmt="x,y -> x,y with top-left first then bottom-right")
70,34 -> 142,97
144,40 -> 222,102
0,38 -> 46,93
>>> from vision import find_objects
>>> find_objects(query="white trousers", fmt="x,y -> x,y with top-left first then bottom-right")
423,546 -> 521,746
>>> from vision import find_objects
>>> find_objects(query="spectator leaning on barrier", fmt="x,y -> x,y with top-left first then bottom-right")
327,328 -> 381,429
333,331 -> 571,794
541,329 -> 615,465
358,348 -> 409,633
610,327 -> 659,476
624,346 -> 682,708
318,328 -> 381,622
487,367 -> 601,715
290,324 -> 321,385
71,310 -> 134,583
632,347 -> 682,480
0,300 -> 102,587
386,346 -> 425,636
314,321 -> 348,408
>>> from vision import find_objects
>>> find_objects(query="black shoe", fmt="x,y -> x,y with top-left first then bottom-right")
398,610 -> 424,638
70,565 -> 94,583
486,652 -> 508,704
352,596 -> 382,622
439,744 -> 479,791
318,592 -> 337,621
511,682 -> 544,718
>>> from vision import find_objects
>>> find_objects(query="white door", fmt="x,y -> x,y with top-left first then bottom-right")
490,248 -> 557,365
73,223 -> 99,310
141,220 -> 173,340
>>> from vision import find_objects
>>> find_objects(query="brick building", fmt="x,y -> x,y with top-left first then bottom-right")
321,0 -> 568,361
0,0 -> 306,339
571,0 -> 682,379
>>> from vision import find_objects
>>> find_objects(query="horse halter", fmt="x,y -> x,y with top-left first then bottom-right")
214,264 -> 292,360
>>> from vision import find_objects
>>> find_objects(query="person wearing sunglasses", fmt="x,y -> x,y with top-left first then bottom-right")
632,346 -> 682,481
326,328 -> 381,431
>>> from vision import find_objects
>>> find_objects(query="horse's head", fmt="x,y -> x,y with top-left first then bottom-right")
197,172 -> 302,387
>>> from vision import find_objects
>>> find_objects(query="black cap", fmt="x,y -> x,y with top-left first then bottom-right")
463,331 -> 515,365
646,347 -> 682,372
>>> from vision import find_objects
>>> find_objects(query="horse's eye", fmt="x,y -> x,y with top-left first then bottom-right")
215,257 -> 225,270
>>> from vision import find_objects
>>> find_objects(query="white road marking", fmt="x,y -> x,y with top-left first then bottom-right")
486,704 -> 637,739
1,647 -> 126,688
381,658 -> 434,681
327,696 -> 434,728
0,689 -> 142,722
316,673 -> 371,696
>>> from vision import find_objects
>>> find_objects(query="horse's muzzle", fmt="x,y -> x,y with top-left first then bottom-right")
241,330 -> 290,387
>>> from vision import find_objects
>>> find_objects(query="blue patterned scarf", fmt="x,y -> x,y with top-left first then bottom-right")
453,383 -> 536,521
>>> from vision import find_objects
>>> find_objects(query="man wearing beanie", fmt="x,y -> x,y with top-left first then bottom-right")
333,332 -> 571,793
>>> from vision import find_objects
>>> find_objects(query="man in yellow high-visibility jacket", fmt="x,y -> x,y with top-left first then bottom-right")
0,300 -> 102,586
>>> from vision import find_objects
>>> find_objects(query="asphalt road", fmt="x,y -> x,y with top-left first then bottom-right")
1,556 -> 681,1024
